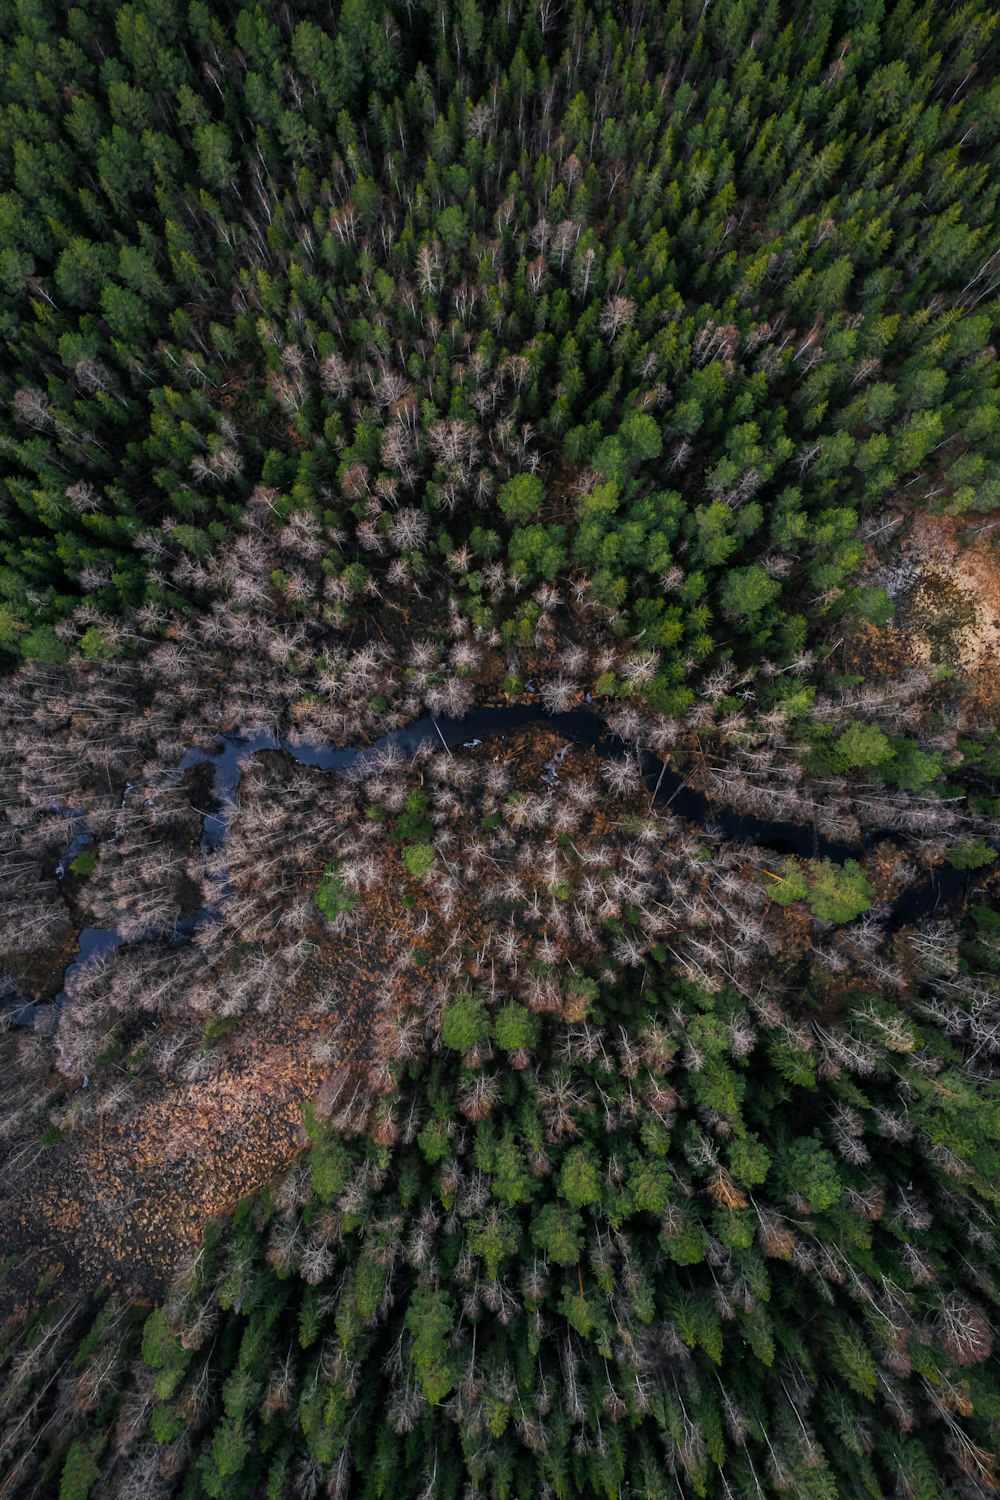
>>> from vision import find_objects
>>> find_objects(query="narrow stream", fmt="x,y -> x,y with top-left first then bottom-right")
2,704 -> 975,1025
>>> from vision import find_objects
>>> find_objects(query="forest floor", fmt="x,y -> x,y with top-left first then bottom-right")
866,508 -> 1000,722
1,1024 -> 319,1304
0,921 -> 391,1311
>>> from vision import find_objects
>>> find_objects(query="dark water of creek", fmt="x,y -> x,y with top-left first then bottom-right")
2,703 -> 973,1025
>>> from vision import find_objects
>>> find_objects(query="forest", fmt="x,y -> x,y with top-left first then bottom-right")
1,0 -> 1000,1496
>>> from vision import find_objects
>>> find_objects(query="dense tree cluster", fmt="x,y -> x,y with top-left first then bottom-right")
1,1 -> 1000,1498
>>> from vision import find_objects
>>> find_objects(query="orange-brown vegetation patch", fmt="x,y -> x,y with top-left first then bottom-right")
766,902 -> 814,971
844,616 -> 921,689
873,509 -> 1000,721
1,1023 -> 318,1304
0,919 -> 401,1310
866,840 -> 923,906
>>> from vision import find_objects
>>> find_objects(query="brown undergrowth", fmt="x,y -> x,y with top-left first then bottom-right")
863,508 -> 1000,723
0,1026 -> 317,1305
0,921 -> 396,1312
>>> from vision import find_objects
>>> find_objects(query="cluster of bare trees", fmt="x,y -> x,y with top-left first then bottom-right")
908,921 -> 1000,1068
81,780 -> 204,943
0,820 -> 70,958
50,930 -> 320,1084
0,603 -> 991,1157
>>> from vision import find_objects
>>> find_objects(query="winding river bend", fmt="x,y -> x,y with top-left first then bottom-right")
3,704 -> 974,1025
